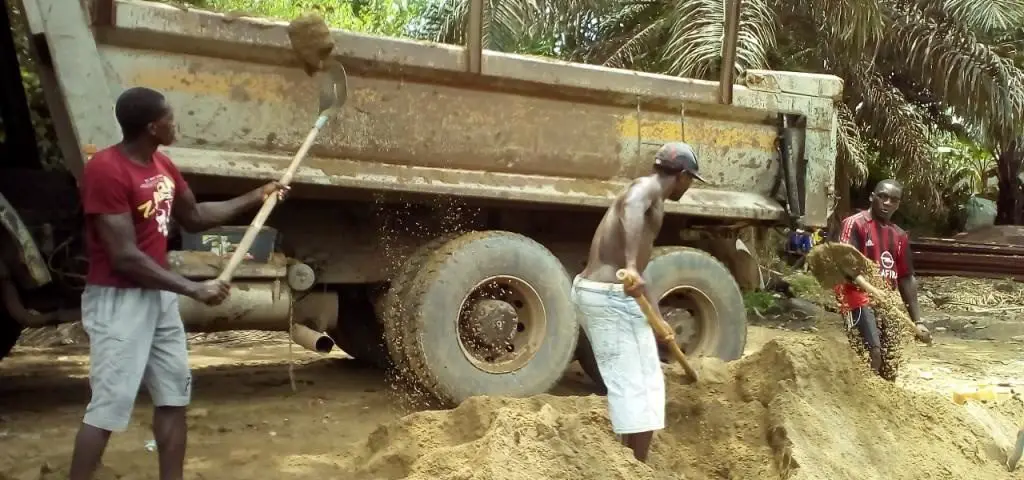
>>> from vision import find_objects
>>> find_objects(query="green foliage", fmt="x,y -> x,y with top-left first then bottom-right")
935,134 -> 997,198
743,290 -> 778,315
175,0 -> 425,37
414,0 -> 1024,217
785,272 -> 831,306
2,0 -> 62,170
874,129 -> 998,230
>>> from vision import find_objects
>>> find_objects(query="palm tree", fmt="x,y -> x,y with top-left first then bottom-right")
415,0 -> 1024,220
414,0 -> 610,57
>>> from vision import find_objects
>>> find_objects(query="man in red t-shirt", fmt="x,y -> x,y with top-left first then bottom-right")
834,179 -> 931,380
69,87 -> 287,480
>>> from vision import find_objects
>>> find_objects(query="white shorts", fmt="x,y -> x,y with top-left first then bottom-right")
571,276 -> 665,434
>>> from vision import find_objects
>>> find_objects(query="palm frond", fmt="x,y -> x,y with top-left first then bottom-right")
887,9 -> 1024,144
836,102 -> 870,187
588,1 -> 670,68
416,0 -> 544,51
601,17 -> 669,69
779,0 -> 888,59
660,0 -> 776,78
848,65 -> 943,208
914,0 -> 1024,32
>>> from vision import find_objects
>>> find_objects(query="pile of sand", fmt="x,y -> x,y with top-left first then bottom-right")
337,337 -> 1020,479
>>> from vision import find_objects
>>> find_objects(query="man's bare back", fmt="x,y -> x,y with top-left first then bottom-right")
580,176 -> 665,285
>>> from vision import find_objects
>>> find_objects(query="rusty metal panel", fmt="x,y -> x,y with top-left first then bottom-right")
105,47 -> 780,188
19,0 -> 120,178
177,281 -> 292,331
25,0 -> 843,226
167,251 -> 287,278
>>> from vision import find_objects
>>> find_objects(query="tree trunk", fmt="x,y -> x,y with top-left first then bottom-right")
995,138 -> 1024,225
835,156 -> 852,216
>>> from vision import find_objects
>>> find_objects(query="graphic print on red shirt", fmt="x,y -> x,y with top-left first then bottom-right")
81,147 -> 189,287
834,210 -> 914,310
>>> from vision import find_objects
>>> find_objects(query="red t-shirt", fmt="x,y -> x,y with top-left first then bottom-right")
81,146 -> 189,287
833,210 -> 914,310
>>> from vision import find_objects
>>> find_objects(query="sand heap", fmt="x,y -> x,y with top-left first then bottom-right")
338,337 -> 1020,480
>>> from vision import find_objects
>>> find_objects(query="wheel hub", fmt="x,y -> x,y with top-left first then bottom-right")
456,276 -> 546,374
658,285 -> 718,359
463,298 -> 519,355
660,307 -> 697,361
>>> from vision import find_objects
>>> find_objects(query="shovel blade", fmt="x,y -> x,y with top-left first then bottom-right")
318,59 -> 348,114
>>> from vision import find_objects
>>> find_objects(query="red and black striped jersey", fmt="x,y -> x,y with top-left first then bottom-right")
833,210 -> 913,309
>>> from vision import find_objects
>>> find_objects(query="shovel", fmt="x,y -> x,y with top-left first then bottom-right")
616,269 -> 700,382
216,60 -> 349,283
805,242 -> 930,343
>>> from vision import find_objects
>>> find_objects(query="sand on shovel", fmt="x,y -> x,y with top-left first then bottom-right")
805,242 -> 874,289
334,336 -> 1019,480
287,14 -> 335,76
805,242 -> 912,380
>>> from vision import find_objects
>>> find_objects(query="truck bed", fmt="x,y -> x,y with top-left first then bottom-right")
23,0 -> 840,225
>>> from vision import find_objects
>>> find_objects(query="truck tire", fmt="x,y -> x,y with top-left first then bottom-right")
0,311 -> 20,361
331,289 -> 390,368
379,233 -> 460,375
399,231 -> 578,405
576,247 -> 747,390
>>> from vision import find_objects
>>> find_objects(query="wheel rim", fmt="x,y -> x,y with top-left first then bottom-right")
456,275 -> 547,374
658,285 -> 719,360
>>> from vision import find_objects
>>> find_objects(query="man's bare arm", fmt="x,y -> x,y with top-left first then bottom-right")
897,276 -> 922,324
620,182 -> 655,270
96,213 -> 198,296
173,187 -> 263,233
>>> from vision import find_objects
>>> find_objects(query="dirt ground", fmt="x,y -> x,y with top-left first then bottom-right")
2,278 -> 1024,479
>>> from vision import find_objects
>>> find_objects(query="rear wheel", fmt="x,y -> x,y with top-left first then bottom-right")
330,287 -> 390,367
398,231 -> 578,405
576,247 -> 747,389
379,233 -> 460,379
0,315 -> 19,358
0,309 -> 21,361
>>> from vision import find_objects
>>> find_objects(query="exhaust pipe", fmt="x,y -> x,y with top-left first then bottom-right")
289,323 -> 335,353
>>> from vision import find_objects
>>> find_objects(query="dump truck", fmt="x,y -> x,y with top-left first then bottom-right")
0,0 -> 840,405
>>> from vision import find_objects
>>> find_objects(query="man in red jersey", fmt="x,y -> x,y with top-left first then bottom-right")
69,87 -> 287,480
834,179 -> 931,380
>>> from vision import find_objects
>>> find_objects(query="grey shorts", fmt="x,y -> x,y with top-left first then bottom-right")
81,285 -> 191,432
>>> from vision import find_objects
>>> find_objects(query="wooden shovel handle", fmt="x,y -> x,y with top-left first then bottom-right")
217,114 -> 328,283
616,269 -> 700,382
850,275 -> 919,332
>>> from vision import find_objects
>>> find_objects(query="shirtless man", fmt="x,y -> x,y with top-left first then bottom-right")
571,142 -> 706,462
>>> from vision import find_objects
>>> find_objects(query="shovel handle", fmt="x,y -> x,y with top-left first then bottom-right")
850,274 -> 920,332
217,114 -> 329,283
616,269 -> 700,382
